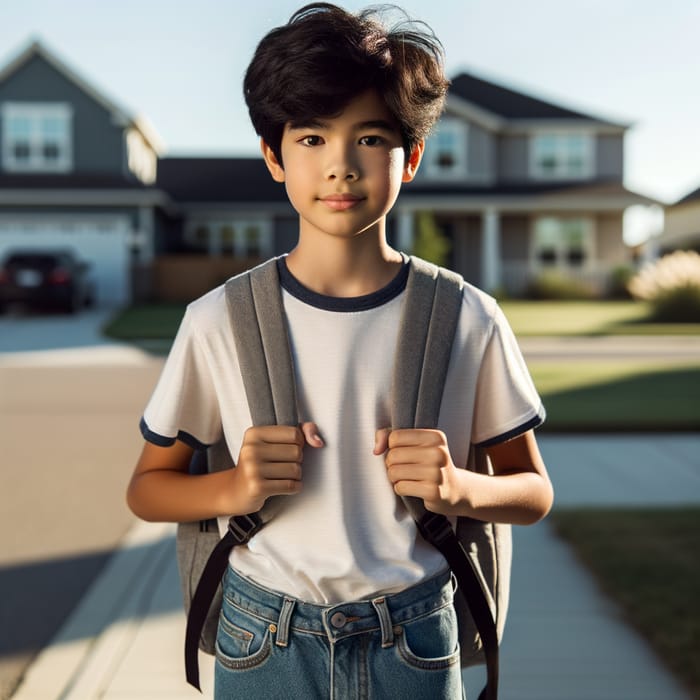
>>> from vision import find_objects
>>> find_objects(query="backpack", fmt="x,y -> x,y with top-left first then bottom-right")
176,256 -> 511,700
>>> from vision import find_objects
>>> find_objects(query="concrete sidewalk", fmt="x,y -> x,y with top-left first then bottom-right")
12,435 -> 699,700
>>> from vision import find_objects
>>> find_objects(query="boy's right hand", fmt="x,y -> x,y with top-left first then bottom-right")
229,423 -> 323,513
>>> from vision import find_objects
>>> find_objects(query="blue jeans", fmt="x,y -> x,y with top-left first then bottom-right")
215,566 -> 464,699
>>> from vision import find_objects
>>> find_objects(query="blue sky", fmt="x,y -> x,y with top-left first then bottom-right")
2,0 -> 699,240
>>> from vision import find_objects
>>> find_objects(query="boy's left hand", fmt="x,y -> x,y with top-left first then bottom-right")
374,428 -> 464,515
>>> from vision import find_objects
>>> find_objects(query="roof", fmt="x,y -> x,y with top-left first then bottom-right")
0,173 -> 154,190
448,72 -> 626,127
403,178 -> 653,199
157,157 -> 288,203
674,185 -> 700,206
0,39 -> 165,154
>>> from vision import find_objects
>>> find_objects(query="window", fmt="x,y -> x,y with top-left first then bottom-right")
533,217 -> 592,268
530,132 -> 593,179
2,103 -> 73,172
425,118 -> 467,178
185,218 -> 273,257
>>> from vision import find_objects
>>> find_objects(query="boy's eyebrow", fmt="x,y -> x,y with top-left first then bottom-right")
287,118 -> 398,132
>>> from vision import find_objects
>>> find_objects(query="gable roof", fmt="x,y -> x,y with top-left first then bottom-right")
448,72 -> 628,129
674,185 -> 700,206
157,157 -> 289,204
0,38 -> 164,154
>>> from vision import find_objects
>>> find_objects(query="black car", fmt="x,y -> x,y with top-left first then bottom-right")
0,249 -> 95,313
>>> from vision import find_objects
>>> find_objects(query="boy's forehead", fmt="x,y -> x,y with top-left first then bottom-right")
287,89 -> 399,131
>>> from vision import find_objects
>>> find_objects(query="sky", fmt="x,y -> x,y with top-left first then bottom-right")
1,0 -> 699,244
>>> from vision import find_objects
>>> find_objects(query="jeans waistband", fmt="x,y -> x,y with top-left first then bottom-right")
222,567 -> 454,644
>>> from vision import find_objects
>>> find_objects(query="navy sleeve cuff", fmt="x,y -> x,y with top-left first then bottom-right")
474,406 -> 546,448
139,417 -> 211,451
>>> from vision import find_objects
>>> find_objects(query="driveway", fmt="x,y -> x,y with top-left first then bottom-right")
0,307 -> 119,354
0,312 -> 164,699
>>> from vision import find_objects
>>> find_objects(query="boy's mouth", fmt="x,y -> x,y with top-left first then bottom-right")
320,194 -> 365,211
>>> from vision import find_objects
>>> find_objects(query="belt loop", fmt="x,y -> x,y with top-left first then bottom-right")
275,597 -> 296,647
371,597 -> 394,648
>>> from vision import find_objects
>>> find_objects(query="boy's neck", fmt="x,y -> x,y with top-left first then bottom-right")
285,233 -> 403,298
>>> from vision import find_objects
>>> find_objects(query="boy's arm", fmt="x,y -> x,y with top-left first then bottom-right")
127,424 -> 322,523
376,428 -> 553,525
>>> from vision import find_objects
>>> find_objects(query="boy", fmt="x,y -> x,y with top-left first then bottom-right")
127,3 -> 553,698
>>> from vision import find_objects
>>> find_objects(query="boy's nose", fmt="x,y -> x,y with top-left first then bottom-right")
325,148 -> 359,182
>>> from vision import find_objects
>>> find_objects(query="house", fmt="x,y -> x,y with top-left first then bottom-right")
0,39 -> 656,304
658,185 -> 700,255
0,39 -> 167,306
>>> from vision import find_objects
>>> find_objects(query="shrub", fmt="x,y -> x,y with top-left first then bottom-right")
607,265 -> 635,299
526,271 -> 595,300
628,250 -> 700,322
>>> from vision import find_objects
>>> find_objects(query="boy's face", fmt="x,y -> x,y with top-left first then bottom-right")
262,89 -> 422,243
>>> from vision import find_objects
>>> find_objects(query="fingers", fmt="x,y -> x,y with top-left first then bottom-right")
374,428 -> 391,455
300,421 -> 324,448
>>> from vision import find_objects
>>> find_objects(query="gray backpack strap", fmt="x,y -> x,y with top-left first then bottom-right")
394,257 -> 500,700
225,257 -> 298,427
185,257 -> 297,690
392,256 -> 464,520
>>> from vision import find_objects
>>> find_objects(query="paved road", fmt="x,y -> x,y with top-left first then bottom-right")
0,315 -> 162,700
0,307 -> 119,354
519,334 -> 700,362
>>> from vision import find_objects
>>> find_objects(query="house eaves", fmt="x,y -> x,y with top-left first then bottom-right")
0,174 -> 177,212
673,185 -> 700,207
446,71 -> 630,133
0,38 -> 166,155
398,181 -> 658,213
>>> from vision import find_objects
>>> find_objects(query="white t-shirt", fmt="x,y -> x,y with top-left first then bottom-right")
141,256 -> 545,604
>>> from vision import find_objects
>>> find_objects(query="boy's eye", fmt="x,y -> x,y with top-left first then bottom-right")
299,135 -> 323,147
359,135 -> 384,146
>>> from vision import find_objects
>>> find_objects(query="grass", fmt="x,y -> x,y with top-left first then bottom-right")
550,507 -> 700,699
499,300 -> 700,336
104,300 -> 700,343
530,361 -> 700,432
102,302 -> 700,430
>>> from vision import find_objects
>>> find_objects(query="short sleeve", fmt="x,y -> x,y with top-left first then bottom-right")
471,305 -> 545,447
140,308 -> 223,449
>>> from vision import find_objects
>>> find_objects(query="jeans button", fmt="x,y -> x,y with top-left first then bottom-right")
330,611 -> 347,628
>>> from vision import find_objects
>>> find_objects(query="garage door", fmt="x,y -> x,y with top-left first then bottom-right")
0,218 -> 132,306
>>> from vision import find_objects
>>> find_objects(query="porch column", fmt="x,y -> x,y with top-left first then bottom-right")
482,207 -> 502,292
137,206 -> 155,263
397,210 -> 414,253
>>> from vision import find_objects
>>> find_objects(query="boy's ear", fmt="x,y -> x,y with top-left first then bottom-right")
402,140 -> 425,183
261,139 -> 285,182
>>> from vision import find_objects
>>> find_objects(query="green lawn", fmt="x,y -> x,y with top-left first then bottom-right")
500,300 -> 700,336
530,361 -> 700,432
550,508 -> 700,699
103,302 -> 700,431
104,300 -> 700,342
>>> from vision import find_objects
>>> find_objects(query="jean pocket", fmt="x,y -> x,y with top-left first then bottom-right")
396,603 -> 461,671
216,601 -> 272,671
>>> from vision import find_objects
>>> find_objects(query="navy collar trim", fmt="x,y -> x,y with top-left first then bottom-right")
277,255 -> 409,312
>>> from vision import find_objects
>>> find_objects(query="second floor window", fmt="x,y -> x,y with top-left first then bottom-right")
1,102 -> 73,172
531,132 -> 593,179
425,118 -> 468,178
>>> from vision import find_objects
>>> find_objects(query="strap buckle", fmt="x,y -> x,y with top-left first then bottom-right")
417,512 -> 454,547
227,513 -> 263,544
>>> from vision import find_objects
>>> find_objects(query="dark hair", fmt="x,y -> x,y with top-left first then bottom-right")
243,3 -> 450,163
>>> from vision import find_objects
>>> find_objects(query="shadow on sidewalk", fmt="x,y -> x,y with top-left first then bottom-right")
0,535 -> 181,662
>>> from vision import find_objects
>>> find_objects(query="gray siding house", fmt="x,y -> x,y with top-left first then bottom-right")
0,39 -> 654,304
658,185 -> 700,255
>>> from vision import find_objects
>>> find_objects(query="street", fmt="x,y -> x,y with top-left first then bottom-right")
0,310 -> 163,699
